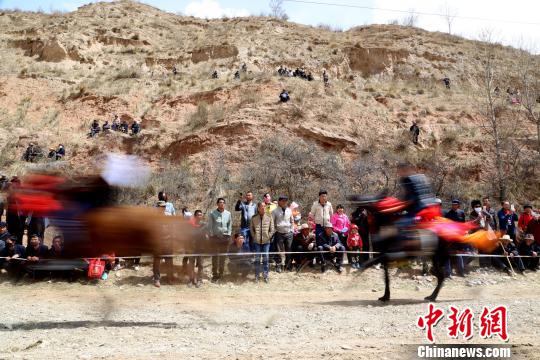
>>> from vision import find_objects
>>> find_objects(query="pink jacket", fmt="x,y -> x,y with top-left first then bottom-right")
330,213 -> 351,235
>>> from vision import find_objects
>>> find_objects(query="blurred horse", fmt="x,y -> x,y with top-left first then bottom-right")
8,173 -> 207,283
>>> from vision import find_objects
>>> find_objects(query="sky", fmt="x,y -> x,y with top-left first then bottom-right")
1,0 -> 539,52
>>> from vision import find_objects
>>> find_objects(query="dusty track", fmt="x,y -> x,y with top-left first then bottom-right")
0,264 -> 538,359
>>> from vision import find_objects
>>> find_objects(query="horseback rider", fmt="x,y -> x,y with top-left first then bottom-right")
384,162 -> 438,253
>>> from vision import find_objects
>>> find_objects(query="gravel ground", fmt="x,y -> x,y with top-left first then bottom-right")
0,262 -> 538,359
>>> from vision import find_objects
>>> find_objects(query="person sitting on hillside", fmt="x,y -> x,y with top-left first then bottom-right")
212,70 -> 219,79
102,121 -> 111,132
443,77 -> 451,89
131,120 -> 140,135
23,143 -> 42,162
55,144 -> 65,160
47,147 -> 57,160
409,121 -> 420,145
234,70 -> 240,80
279,89 -> 290,103
111,115 -> 120,131
90,119 -> 100,137
120,120 -> 129,133
172,66 -> 178,76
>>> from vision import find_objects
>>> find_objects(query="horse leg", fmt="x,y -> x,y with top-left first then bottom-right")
379,259 -> 390,302
425,251 -> 446,302
152,255 -> 161,287
358,254 -> 384,271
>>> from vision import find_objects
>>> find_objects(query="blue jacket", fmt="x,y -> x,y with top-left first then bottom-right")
497,210 -> 518,237
235,200 -> 257,229
316,231 -> 342,250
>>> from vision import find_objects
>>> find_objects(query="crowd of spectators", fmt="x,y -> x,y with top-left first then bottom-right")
1,177 -> 538,286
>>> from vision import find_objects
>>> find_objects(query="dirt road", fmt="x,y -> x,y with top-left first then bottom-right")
0,264 -> 538,359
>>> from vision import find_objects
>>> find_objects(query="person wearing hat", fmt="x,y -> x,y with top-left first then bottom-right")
291,223 -> 316,269
250,202 -> 275,282
310,190 -> 334,243
492,234 -> 525,275
316,223 -> 345,273
518,204 -> 534,233
518,234 -> 539,271
0,235 -> 26,276
445,200 -> 465,223
271,195 -> 294,272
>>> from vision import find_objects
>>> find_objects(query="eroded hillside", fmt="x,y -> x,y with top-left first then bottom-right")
0,0 -> 538,208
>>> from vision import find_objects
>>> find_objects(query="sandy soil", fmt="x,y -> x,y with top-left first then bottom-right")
0,262 -> 538,360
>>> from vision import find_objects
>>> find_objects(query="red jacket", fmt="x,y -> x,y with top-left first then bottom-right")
347,224 -> 363,248
518,213 -> 534,231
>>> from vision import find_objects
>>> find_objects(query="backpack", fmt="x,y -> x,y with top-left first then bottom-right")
87,258 -> 105,279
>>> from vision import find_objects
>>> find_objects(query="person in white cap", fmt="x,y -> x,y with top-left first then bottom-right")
493,234 -> 525,275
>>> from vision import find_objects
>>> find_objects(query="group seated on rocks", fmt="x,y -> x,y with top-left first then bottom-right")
277,66 -> 314,81
23,143 -> 65,162
89,115 -> 141,137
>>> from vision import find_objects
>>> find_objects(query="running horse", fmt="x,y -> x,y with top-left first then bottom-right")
348,195 -> 497,302
8,173 -> 205,281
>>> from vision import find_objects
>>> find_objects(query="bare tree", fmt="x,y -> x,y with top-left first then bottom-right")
475,31 -> 522,201
269,0 -> 288,20
401,9 -> 419,27
440,2 -> 458,34
516,47 -> 540,151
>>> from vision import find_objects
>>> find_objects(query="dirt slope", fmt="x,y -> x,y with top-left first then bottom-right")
0,0 -> 538,207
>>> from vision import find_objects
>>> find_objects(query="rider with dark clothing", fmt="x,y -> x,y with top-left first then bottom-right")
390,162 -> 438,251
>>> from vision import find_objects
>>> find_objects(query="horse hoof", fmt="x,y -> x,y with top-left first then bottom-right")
378,296 -> 390,302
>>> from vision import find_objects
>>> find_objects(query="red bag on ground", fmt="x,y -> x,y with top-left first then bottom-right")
87,258 -> 105,279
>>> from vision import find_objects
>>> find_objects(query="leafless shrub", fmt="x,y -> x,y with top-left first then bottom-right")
237,136 -> 344,205
269,0 -> 289,20
189,102 -> 209,129
401,9 -> 419,27
113,67 -> 141,80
